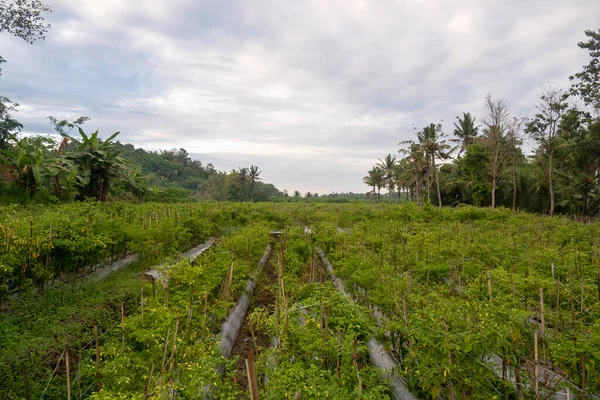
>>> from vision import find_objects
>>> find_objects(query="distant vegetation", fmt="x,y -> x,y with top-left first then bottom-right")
366,29 -> 600,217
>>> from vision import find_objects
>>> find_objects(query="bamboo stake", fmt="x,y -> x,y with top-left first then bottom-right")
168,317 -> 180,374
556,277 -> 560,313
160,327 -> 171,381
352,337 -> 358,369
486,269 -> 492,302
94,320 -> 102,390
392,280 -> 401,317
324,301 -> 331,341
246,352 -> 259,400
402,294 -> 409,329
22,367 -> 30,400
534,332 -> 539,400
582,355 -> 587,399
336,328 -> 342,380
141,288 -> 144,326
145,358 -> 154,399
580,279 -> 585,316
540,288 -> 546,363
121,302 -> 125,350
65,334 -> 71,400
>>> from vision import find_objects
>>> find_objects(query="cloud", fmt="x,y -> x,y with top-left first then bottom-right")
0,0 -> 598,193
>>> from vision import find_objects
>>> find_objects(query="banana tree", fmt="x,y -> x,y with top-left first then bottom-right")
65,128 -> 126,201
0,135 -> 65,198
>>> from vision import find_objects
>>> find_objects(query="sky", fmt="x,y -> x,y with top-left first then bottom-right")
1,0 -> 598,194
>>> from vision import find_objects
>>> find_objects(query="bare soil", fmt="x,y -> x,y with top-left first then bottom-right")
229,243 -> 278,394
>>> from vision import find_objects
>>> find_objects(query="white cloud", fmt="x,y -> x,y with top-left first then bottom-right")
1,0 -> 599,193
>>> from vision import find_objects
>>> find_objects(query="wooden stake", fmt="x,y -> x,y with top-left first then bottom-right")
121,302 -> 125,350
246,351 -> 259,400
540,288 -> 546,362
556,277 -> 560,313
357,373 -> 363,400
571,295 -> 576,328
168,318 -> 180,374
392,280 -> 401,317
324,293 -> 331,341
65,334 -> 71,400
534,332 -> 539,400
486,269 -> 492,302
352,337 -> 358,369
141,288 -> 144,326
336,328 -> 342,380
581,355 -> 587,399
580,279 -> 585,316
402,294 -> 409,329
145,357 -> 155,399
597,273 -> 600,304
94,320 -> 102,390
22,367 -> 30,400
515,359 -> 523,400
160,327 -> 171,378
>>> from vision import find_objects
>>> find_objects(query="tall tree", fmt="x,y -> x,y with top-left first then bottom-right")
482,95 -> 511,208
398,142 -> 426,206
0,0 -> 52,147
377,153 -> 397,200
248,164 -> 261,202
417,123 -> 451,208
453,112 -> 479,156
506,117 -> 523,210
0,93 -> 22,149
238,167 -> 248,201
569,29 -> 600,112
363,166 -> 384,202
525,86 -> 569,216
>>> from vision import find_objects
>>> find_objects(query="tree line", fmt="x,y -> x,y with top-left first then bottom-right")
365,29 -> 600,216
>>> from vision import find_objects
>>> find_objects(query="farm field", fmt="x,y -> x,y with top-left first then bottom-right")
1,202 -> 599,399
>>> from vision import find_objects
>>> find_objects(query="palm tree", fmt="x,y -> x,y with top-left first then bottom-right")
417,123 -> 452,208
453,112 -> 479,156
248,165 -> 261,202
363,166 -> 384,202
399,142 -> 427,205
238,167 -> 248,201
377,153 -> 397,201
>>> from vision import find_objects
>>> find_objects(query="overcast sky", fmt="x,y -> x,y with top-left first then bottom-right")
1,1 -> 598,194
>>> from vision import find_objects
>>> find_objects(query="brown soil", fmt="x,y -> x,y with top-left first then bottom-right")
229,243 -> 278,395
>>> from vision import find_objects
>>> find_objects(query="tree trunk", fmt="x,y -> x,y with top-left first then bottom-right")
425,156 -> 431,203
549,151 -> 554,216
432,154 -> 442,208
491,143 -> 500,208
512,154 -> 517,210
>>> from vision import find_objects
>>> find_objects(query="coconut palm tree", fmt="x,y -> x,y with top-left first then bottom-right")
377,153 -> 397,200
238,167 -> 248,201
363,166 -> 384,202
248,165 -> 261,202
417,123 -> 452,208
399,142 -> 427,205
453,112 -> 479,156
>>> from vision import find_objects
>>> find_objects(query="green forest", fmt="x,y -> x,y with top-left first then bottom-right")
365,29 -> 600,217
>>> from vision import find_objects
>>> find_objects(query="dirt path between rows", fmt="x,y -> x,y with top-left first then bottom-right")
229,245 -> 278,394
